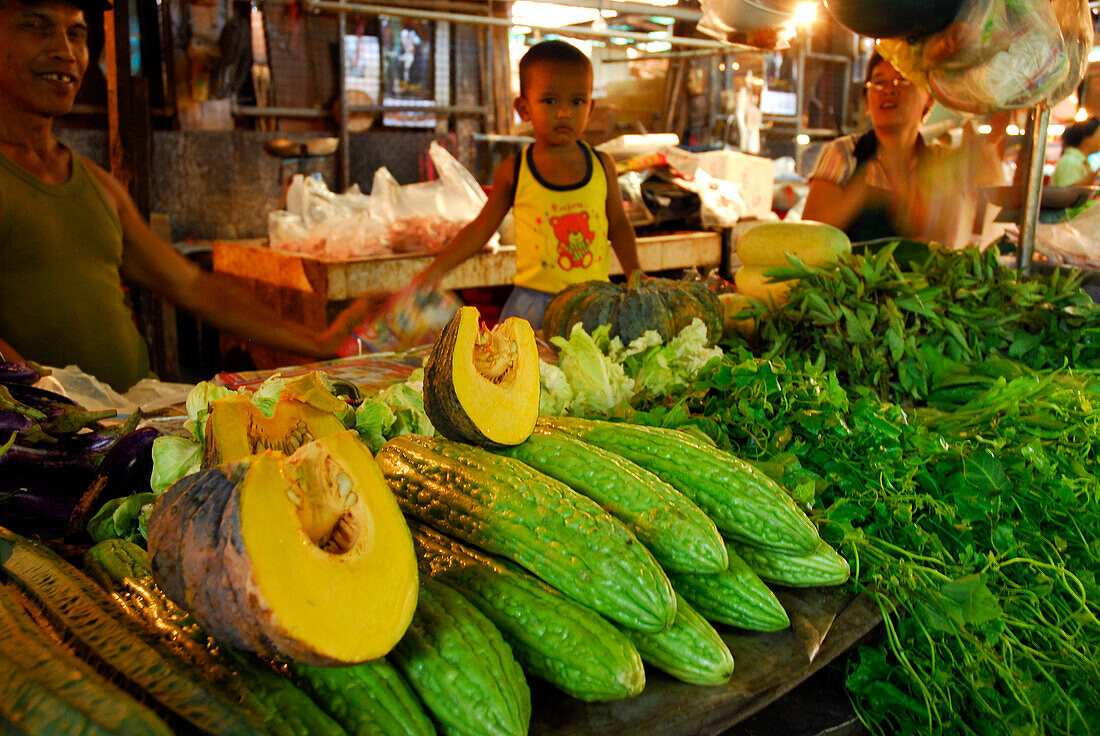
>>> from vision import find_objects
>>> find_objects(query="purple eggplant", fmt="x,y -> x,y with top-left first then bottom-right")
1,382 -> 77,408
1,467 -> 95,540
0,441 -> 103,475
0,362 -> 49,386
0,410 -> 38,436
67,426 -> 160,540
0,384 -> 115,436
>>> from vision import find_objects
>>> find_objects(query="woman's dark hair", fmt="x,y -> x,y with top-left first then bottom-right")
864,51 -> 886,89
1063,117 -> 1100,149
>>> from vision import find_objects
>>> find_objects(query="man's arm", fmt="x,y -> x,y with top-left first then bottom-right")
85,160 -> 377,358
599,151 -> 640,277
0,337 -> 24,363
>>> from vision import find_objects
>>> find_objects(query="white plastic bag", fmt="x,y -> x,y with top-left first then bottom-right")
925,0 -> 1066,114
878,0 -> 1009,74
369,141 -> 492,254
1034,203 -> 1100,266
673,170 -> 746,229
1046,0 -> 1093,106
880,0 -> 1069,115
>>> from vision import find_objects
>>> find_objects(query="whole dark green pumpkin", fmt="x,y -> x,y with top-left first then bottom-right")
542,273 -> 723,345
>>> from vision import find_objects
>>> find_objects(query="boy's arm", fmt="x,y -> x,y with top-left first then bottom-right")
600,151 -> 641,277
414,158 -> 517,290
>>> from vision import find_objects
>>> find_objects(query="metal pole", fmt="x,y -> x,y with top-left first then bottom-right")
794,37 -> 806,172
302,0 -> 737,49
337,0 -> 351,191
1017,103 -> 1048,275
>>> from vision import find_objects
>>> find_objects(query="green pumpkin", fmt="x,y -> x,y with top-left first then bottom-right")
542,275 -> 723,345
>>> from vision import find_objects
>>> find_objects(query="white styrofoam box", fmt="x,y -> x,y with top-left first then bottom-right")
691,150 -> 776,220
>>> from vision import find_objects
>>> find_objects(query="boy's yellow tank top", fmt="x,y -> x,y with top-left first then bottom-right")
512,141 -> 610,294
0,147 -> 151,392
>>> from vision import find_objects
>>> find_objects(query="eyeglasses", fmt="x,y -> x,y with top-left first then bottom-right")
865,77 -> 913,92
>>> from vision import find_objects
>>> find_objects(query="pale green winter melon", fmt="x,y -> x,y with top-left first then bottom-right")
734,266 -> 794,310
736,221 -> 851,268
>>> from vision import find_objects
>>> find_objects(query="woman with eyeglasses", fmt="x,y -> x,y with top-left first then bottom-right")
801,52 -> 1004,245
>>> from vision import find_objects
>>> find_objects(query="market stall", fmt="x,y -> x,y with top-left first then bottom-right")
4,0 -> 1100,733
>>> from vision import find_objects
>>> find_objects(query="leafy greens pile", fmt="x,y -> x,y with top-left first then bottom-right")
622,349 -> 1100,735
749,243 -> 1100,402
563,245 -> 1100,735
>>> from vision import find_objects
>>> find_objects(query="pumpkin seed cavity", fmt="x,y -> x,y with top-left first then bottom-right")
288,448 -> 365,555
474,332 -> 518,385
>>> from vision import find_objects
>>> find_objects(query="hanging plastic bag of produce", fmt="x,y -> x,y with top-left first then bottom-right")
1045,0 -> 1093,106
877,0 -> 1010,74
922,0 -> 1067,114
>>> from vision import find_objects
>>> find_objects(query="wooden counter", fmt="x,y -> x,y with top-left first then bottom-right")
214,230 -> 720,298
212,231 -> 721,369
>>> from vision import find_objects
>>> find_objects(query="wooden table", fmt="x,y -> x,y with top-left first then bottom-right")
212,231 -> 722,369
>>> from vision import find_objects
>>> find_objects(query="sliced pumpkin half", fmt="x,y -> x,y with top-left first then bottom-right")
202,393 -> 346,467
423,306 -> 540,447
219,430 -> 418,664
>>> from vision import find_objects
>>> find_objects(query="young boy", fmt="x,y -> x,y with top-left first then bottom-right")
405,39 -> 641,330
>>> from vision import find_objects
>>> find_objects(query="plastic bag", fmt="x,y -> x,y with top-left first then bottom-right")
618,171 -> 656,227
1046,0 -> 1093,106
268,175 -> 389,259
337,288 -> 463,357
878,0 -> 1009,74
369,141 -> 492,255
880,0 -> 1068,115
671,169 -> 746,229
924,0 -> 1067,115
1034,201 -> 1100,267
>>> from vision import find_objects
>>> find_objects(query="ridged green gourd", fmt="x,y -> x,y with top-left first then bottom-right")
83,539 -> 348,736
377,434 -> 677,632
669,542 -> 790,632
540,417 -> 820,555
494,426 -> 727,573
409,520 -> 645,701
0,580 -> 172,736
731,539 -> 851,587
288,659 -> 437,736
621,593 -> 734,686
0,528 -> 269,736
390,575 -> 530,736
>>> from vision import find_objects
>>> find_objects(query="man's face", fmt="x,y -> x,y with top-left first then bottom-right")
515,61 -> 593,149
0,0 -> 89,119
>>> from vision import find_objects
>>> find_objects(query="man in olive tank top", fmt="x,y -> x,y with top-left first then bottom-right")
0,0 -> 380,392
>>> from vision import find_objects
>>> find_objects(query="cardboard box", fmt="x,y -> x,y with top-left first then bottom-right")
690,150 -> 776,221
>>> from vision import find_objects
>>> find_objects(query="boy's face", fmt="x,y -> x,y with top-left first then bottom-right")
515,60 -> 593,148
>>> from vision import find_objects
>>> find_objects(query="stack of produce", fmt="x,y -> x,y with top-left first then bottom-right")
0,363 -> 157,539
1,299 -> 862,736
619,242 -> 1100,735
730,220 -> 852,310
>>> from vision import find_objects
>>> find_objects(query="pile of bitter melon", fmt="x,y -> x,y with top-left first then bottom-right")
0,373 -> 847,736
